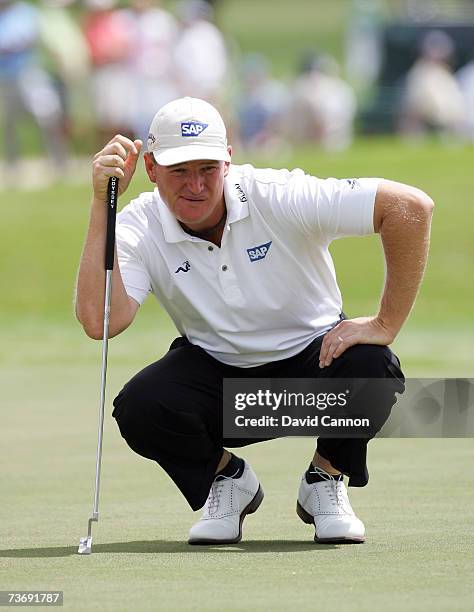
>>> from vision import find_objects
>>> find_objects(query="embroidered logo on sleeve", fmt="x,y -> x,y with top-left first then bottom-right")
175,260 -> 191,273
346,179 -> 359,190
247,241 -> 272,262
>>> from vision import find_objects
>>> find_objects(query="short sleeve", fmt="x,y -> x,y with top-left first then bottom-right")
297,176 -> 379,239
116,215 -> 152,306
249,168 -> 379,240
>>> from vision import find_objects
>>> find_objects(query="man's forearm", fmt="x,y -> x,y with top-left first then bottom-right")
377,192 -> 434,337
75,198 -> 135,339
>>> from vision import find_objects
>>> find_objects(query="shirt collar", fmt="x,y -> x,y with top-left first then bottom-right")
156,166 -> 249,244
224,166 -> 250,224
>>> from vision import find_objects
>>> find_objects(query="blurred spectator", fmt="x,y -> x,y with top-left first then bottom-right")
290,53 -> 357,151
399,30 -> 466,137
456,57 -> 474,141
124,0 -> 178,143
346,0 -> 386,93
236,53 -> 289,151
39,0 -> 90,146
172,0 -> 228,104
82,0 -> 134,144
0,0 -> 69,176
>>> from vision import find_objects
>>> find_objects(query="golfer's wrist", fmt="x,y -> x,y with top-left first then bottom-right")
91,192 -> 109,207
374,313 -> 402,340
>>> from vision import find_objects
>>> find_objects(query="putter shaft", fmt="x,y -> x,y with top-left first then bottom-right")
94,268 -> 112,516
78,269 -> 113,554
78,176 -> 118,555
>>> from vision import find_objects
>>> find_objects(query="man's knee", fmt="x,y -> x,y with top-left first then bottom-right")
112,376 -> 151,439
112,369 -> 177,433
112,374 -> 217,461
336,344 -> 402,378
330,344 -> 405,434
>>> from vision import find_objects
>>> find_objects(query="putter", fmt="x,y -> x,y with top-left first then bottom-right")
78,176 -> 119,555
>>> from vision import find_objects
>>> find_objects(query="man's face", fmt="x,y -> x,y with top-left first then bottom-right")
144,150 -> 231,231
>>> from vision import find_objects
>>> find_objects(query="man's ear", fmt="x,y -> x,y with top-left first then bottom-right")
143,152 -> 158,183
223,145 -> 232,176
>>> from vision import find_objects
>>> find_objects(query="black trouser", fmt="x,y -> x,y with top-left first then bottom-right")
112,335 -> 404,511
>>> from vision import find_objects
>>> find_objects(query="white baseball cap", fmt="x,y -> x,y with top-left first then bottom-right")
147,97 -> 231,166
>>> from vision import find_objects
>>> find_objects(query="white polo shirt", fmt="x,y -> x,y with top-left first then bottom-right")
116,164 -> 379,367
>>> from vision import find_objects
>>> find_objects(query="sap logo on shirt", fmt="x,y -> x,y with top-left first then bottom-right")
247,241 -> 272,262
181,121 -> 209,137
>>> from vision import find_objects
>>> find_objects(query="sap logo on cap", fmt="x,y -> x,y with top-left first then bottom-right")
247,241 -> 272,262
181,121 -> 209,137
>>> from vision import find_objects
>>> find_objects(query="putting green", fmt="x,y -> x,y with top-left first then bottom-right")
1,356 -> 473,611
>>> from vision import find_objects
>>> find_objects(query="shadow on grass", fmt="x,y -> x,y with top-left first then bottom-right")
0,539 -> 341,557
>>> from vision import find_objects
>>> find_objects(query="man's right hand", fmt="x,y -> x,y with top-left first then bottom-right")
92,135 -> 142,201
76,135 -> 143,339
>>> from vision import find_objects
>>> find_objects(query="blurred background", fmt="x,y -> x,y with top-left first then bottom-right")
1,0 -> 473,379
1,5 -> 473,607
3,0 -> 474,177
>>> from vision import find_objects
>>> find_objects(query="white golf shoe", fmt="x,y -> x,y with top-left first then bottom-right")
188,461 -> 263,545
297,466 -> 365,544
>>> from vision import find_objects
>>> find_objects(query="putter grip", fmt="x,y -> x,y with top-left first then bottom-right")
105,176 -> 118,271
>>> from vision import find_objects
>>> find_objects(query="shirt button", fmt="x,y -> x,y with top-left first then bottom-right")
221,264 -> 228,271
208,246 -> 214,251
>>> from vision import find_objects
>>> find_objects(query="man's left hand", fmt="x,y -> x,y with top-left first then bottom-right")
319,317 -> 396,368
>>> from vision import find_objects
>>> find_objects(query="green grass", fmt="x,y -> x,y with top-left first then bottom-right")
1,383 -> 473,612
1,138 -> 473,610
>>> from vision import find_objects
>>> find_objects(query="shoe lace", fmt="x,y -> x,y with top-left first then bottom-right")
206,475 -> 230,516
309,466 -> 345,508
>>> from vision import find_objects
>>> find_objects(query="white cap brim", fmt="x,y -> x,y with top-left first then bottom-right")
152,144 -> 231,166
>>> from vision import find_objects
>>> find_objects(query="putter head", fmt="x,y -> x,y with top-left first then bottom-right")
78,536 -> 93,555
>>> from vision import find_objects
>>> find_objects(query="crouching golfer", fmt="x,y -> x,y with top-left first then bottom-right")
75,97 -> 433,545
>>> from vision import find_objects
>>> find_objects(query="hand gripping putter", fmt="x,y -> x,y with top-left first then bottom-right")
78,176 -> 119,555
